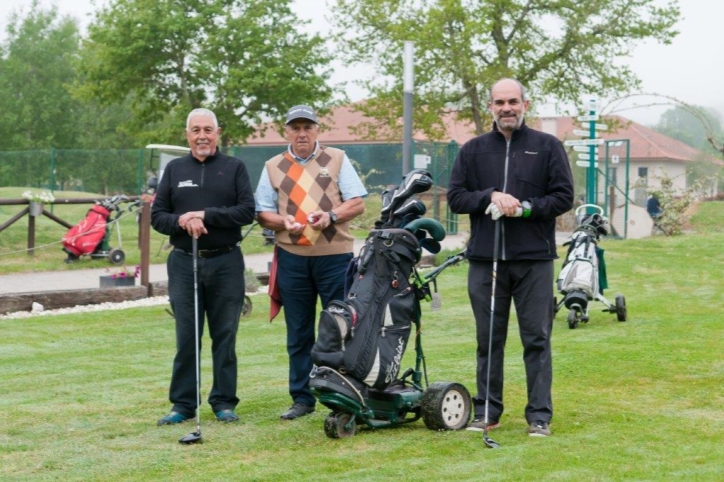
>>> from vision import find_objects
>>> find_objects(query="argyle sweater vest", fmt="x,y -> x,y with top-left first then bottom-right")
265,146 -> 354,256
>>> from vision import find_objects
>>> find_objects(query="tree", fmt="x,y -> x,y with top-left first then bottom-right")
331,0 -> 680,140
654,105 -> 723,154
0,1 -> 82,150
653,105 -> 724,194
77,0 -> 339,145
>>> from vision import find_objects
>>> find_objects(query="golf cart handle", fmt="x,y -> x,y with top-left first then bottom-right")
575,204 -> 603,216
422,251 -> 466,283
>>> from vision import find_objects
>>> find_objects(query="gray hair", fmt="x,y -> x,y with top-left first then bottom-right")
186,108 -> 218,130
489,78 -> 527,101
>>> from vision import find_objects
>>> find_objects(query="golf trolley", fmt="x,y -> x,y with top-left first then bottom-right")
62,194 -> 138,265
555,204 -> 627,329
309,169 -> 472,438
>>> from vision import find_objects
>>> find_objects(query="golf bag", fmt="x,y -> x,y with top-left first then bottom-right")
311,228 -> 421,390
62,204 -> 111,258
556,209 -> 610,312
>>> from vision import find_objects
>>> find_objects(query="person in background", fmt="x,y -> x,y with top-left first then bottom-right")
447,78 -> 574,437
151,108 -> 255,426
255,105 -> 367,420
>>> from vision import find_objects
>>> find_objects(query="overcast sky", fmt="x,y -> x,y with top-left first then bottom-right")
3,0 -> 722,126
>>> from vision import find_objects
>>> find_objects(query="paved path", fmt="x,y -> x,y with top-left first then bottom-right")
0,233 -> 472,295
0,231 -> 574,295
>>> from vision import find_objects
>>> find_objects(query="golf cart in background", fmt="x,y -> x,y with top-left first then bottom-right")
145,144 -> 191,194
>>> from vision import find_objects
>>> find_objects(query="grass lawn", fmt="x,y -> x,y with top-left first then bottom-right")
1,202 -> 722,481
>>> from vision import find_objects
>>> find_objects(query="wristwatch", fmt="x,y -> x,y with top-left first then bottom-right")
328,211 -> 338,224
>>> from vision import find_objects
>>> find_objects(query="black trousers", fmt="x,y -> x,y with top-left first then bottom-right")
468,259 -> 554,424
166,248 -> 245,416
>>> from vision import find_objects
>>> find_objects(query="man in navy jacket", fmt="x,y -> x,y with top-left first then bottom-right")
447,78 -> 574,437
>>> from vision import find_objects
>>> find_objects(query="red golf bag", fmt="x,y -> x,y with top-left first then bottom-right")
62,204 -> 111,259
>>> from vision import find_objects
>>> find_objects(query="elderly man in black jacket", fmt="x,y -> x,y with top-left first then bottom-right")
447,78 -> 574,437
151,108 -> 256,426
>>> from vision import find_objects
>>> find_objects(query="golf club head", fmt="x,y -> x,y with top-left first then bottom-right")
420,238 -> 441,254
393,198 -> 427,218
483,433 -> 500,449
380,184 -> 398,211
179,431 -> 203,445
380,169 -> 433,218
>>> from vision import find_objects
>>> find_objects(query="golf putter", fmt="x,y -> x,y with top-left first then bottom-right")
483,220 -> 501,449
179,236 -> 203,445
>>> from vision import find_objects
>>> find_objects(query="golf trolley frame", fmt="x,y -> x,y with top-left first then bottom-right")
310,253 -> 471,439
555,204 -> 627,329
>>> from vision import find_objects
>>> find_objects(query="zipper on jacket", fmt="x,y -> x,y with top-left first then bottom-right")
501,140 -> 511,261
200,162 -> 205,188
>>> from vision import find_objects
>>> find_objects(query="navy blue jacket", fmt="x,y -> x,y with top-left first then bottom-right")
151,150 -> 256,252
447,121 -> 574,261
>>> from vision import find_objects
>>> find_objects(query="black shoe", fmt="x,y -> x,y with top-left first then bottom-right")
215,409 -> 239,423
528,420 -> 551,437
280,403 -> 315,420
157,411 -> 191,426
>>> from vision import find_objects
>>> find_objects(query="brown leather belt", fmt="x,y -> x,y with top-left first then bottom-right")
174,243 -> 238,259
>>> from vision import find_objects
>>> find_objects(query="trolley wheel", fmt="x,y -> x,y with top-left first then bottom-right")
567,310 -> 579,329
324,412 -> 356,439
615,295 -> 627,322
108,248 -> 125,265
421,381 -> 471,431
241,295 -> 252,317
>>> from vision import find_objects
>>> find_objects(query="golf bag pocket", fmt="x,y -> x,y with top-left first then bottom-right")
346,288 -> 415,389
311,301 -> 354,370
557,231 -> 598,298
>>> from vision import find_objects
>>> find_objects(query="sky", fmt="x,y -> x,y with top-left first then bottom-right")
2,0 -> 723,127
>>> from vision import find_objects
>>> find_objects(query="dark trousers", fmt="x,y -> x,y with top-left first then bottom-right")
276,249 -> 352,406
468,259 -> 554,424
166,248 -> 245,416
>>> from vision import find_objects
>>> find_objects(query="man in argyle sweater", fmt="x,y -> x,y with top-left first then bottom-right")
255,105 -> 367,420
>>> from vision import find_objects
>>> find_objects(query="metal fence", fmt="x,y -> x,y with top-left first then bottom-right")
0,142 -> 458,194
0,142 -> 461,229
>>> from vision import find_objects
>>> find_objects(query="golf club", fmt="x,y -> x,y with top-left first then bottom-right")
179,236 -> 203,445
380,169 -> 433,222
483,219 -> 501,449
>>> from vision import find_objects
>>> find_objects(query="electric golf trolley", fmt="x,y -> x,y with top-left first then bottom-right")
555,204 -> 627,329
308,169 -> 472,438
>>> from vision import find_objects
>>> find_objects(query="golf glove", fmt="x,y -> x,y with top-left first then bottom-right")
484,203 -> 503,220
485,201 -> 532,220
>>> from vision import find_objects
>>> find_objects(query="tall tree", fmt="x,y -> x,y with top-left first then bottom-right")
77,0 -> 338,145
0,1 -> 82,150
332,0 -> 680,140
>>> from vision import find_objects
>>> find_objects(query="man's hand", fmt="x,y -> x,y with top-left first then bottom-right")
178,211 -> 207,237
306,211 -> 333,231
283,215 -> 305,235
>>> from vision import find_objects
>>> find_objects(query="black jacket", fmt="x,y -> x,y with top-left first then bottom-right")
447,121 -> 574,261
151,150 -> 256,252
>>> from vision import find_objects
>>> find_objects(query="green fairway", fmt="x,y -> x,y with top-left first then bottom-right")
1,202 -> 723,481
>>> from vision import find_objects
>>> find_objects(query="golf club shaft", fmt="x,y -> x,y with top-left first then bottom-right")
192,236 -> 201,435
483,220 -> 500,447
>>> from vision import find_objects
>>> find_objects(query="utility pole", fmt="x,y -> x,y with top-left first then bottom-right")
402,41 -> 414,176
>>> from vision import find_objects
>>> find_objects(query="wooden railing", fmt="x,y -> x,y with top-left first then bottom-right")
0,197 -> 151,290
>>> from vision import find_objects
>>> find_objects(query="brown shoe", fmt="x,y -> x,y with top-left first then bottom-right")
465,418 -> 500,432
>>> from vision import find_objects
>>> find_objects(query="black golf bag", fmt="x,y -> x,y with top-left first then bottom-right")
311,228 -> 421,390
